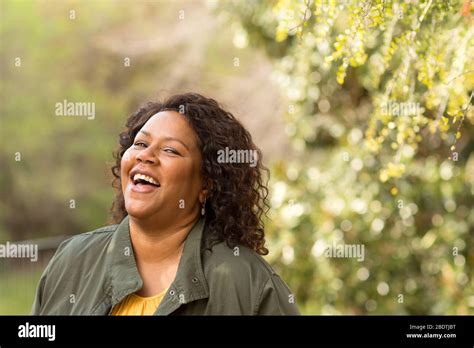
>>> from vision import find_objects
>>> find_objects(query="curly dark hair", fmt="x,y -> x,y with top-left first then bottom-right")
110,93 -> 270,255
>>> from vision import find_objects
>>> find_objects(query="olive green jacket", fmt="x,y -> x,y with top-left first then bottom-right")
32,216 -> 300,315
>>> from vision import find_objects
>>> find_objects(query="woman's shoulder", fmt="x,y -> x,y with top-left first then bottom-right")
202,241 -> 278,284
49,223 -> 118,265
201,241 -> 299,315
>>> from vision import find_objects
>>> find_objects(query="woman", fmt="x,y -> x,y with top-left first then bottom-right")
32,93 -> 300,315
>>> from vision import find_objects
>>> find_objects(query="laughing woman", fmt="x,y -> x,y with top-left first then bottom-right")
32,93 -> 300,315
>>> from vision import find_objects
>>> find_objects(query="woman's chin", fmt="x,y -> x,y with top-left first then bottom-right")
124,204 -> 158,220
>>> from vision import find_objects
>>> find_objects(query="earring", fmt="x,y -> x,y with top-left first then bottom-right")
201,199 -> 206,216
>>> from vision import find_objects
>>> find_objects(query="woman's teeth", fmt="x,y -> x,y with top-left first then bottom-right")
133,173 -> 160,186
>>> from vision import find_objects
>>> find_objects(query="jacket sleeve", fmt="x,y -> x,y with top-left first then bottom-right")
256,274 -> 301,315
31,265 -> 49,315
31,237 -> 72,315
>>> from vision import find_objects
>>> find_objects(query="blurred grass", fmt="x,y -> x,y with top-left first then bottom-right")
0,269 -> 43,315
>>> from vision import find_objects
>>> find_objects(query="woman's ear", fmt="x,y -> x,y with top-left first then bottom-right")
199,179 -> 213,204
199,190 -> 208,204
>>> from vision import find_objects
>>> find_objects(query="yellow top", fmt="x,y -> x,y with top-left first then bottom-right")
111,288 -> 168,316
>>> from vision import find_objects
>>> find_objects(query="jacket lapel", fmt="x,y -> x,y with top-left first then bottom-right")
106,216 -> 143,310
155,216 -> 210,315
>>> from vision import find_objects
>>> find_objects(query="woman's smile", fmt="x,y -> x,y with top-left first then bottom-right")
130,179 -> 160,194
129,169 -> 161,194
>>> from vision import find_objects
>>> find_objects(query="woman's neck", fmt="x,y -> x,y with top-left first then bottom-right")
128,214 -> 198,264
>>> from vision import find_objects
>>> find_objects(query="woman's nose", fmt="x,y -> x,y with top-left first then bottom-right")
136,147 -> 157,164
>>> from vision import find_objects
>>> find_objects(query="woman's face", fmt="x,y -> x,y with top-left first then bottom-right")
120,110 -> 205,222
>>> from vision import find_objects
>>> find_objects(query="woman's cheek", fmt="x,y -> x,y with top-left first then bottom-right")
121,148 -> 133,168
120,148 -> 134,183
177,163 -> 201,190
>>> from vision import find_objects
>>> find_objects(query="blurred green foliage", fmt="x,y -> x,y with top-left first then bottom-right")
0,1 -> 130,241
218,0 -> 473,314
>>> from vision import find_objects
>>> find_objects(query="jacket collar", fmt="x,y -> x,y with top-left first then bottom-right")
106,215 -> 209,315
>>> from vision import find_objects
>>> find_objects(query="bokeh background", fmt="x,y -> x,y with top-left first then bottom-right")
0,0 -> 473,315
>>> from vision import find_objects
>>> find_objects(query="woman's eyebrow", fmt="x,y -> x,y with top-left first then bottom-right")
139,130 -> 190,151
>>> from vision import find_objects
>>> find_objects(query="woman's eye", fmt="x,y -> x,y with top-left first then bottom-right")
164,148 -> 179,155
133,142 -> 147,148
